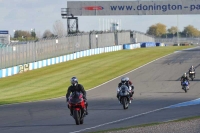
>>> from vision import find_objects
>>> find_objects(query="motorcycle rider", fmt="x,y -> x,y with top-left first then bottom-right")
189,65 -> 195,78
125,77 -> 134,95
66,77 -> 88,115
117,77 -> 133,103
180,73 -> 190,89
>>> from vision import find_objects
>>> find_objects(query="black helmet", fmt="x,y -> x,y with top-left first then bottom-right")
121,77 -> 126,84
71,77 -> 78,86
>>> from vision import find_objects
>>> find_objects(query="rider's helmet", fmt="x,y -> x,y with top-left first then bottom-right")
71,76 -> 78,86
125,77 -> 129,82
183,73 -> 187,77
121,77 -> 126,84
191,66 -> 194,69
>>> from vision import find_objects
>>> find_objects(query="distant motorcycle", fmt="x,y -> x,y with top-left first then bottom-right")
118,85 -> 131,109
189,71 -> 195,81
182,80 -> 189,93
68,91 -> 86,125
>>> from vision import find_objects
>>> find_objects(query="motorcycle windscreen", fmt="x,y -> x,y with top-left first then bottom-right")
119,85 -> 129,96
69,92 -> 83,104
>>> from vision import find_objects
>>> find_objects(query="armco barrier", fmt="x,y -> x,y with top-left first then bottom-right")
141,42 -> 156,48
123,43 -> 141,50
156,42 -> 165,47
0,45 -> 122,78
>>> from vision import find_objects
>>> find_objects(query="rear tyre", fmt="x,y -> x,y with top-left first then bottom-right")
73,110 -> 80,125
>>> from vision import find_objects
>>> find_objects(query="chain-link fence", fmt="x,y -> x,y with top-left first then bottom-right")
0,31 -> 133,69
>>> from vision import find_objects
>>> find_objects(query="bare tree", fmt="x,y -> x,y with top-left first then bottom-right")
53,20 -> 66,37
36,31 -> 42,39
43,30 -> 54,38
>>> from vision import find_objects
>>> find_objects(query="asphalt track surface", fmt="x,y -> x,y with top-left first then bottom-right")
0,47 -> 200,133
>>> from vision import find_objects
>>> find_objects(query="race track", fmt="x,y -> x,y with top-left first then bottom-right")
0,47 -> 200,133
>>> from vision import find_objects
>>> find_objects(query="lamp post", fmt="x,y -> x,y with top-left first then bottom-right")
13,30 -> 16,39
177,15 -> 179,46
96,34 -> 98,48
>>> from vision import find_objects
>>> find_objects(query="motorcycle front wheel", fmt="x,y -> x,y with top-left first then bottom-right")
121,97 -> 128,109
73,110 -> 80,125
184,86 -> 187,93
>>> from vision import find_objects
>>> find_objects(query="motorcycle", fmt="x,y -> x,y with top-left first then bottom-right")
118,85 -> 131,109
68,91 -> 86,125
181,80 -> 189,93
189,71 -> 195,81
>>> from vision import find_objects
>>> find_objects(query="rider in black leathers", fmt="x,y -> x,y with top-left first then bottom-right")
66,77 -> 88,115
188,65 -> 195,78
180,73 -> 190,89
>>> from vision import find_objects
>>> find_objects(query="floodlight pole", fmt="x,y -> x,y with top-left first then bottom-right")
177,15 -> 179,46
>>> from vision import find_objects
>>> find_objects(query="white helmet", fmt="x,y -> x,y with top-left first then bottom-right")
121,77 -> 126,84
125,77 -> 129,82
183,73 -> 186,77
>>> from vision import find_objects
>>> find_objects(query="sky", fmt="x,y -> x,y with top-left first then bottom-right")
0,0 -> 200,37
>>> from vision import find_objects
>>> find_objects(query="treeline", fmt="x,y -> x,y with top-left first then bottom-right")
146,23 -> 200,38
12,20 -> 66,41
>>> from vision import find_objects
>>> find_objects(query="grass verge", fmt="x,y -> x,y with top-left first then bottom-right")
90,115 -> 200,133
0,46 -> 192,105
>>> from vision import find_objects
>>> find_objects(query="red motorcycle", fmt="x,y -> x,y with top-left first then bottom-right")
68,91 -> 86,125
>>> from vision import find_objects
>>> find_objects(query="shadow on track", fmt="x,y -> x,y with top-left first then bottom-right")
0,124 -> 75,128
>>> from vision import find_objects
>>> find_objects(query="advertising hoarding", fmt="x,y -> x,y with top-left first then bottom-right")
67,0 -> 200,16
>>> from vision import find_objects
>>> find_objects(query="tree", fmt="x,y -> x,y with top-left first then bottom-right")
182,25 -> 199,37
146,25 -> 157,36
14,30 -> 31,38
168,26 -> 178,37
43,30 -> 54,38
147,23 -> 167,37
31,31 -> 36,38
53,20 -> 66,37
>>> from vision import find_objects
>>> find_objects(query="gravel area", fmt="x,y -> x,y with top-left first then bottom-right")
106,118 -> 200,133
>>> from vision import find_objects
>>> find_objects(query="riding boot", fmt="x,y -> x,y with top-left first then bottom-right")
70,109 -> 73,116
85,102 -> 88,115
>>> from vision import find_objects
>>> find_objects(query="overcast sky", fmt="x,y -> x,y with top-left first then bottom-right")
0,0 -> 200,37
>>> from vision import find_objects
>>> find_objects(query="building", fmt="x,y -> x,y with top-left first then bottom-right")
0,30 -> 10,44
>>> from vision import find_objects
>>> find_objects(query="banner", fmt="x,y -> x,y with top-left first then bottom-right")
67,0 -> 200,16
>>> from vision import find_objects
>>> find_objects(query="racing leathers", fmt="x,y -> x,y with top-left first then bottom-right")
180,75 -> 190,88
189,67 -> 195,78
66,84 -> 88,115
117,81 -> 134,100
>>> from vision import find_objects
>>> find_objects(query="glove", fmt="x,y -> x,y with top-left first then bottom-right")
66,98 -> 69,103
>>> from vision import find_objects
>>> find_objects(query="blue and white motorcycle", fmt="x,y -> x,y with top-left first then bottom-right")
118,85 -> 131,109
181,80 -> 189,93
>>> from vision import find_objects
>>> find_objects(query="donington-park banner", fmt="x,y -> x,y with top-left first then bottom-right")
67,0 -> 200,16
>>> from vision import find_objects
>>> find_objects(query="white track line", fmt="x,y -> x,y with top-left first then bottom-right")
1,47 -> 196,107
70,96 -> 200,133
70,106 -> 169,133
